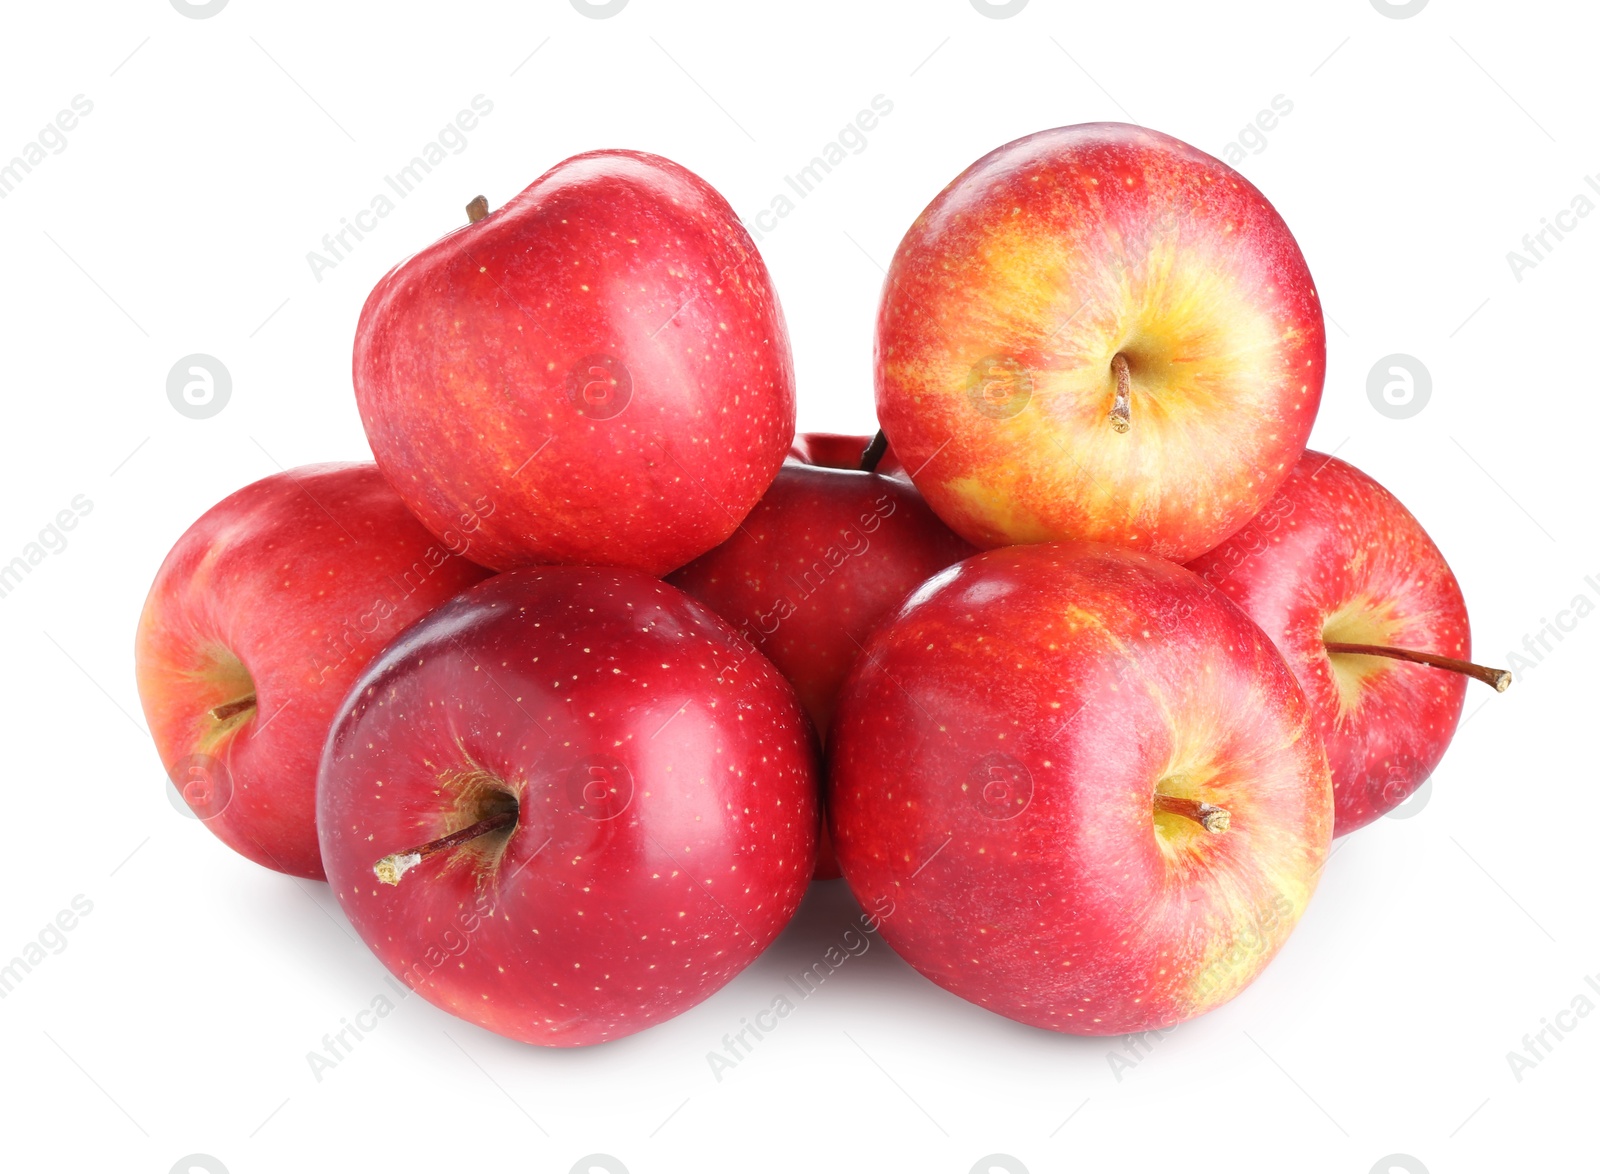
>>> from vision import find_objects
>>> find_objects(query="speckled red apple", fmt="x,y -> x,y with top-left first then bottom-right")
828,542 -> 1332,1035
135,463 -> 491,878
317,566 -> 819,1046
876,122 -> 1325,561
1187,451 -> 1509,834
353,150 -> 795,576
670,432 -> 973,877
674,432 -> 970,737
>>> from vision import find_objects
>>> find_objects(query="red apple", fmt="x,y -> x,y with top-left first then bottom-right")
786,431 -> 904,479
670,432 -> 974,877
353,150 -> 796,576
134,463 -> 492,878
1186,451 -> 1509,834
827,542 -> 1332,1035
875,122 -> 1325,562
317,566 -> 819,1046
788,431 -> 873,470
789,431 -> 910,481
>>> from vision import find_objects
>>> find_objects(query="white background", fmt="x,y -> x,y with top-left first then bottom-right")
0,1 -> 1590,1171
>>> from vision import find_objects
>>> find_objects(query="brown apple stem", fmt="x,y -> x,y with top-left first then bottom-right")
373,811 -> 516,886
1154,794 -> 1231,833
1110,353 -> 1132,434
860,430 -> 889,473
466,195 -> 489,224
209,695 -> 256,722
1324,642 -> 1512,692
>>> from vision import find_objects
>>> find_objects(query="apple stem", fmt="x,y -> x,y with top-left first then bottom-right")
860,430 -> 888,473
1323,642 -> 1511,692
466,195 -> 489,224
1154,794 -> 1231,833
373,810 -> 516,886
209,694 -> 256,722
1110,353 -> 1132,434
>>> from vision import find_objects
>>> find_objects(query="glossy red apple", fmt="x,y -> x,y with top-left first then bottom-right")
670,432 -> 974,877
875,122 -> 1324,562
318,566 -> 819,1046
135,463 -> 491,878
353,150 -> 795,576
828,542 -> 1332,1035
1186,451 -> 1509,834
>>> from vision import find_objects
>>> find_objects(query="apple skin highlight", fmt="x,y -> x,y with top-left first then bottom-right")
827,542 -> 1333,1036
353,149 -> 796,577
1188,451 -> 1474,834
135,463 -> 492,879
876,122 -> 1325,562
317,566 -> 819,1047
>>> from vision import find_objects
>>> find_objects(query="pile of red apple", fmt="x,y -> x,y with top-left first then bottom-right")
137,124 -> 1508,1046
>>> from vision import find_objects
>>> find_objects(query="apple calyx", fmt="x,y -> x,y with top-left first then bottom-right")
1109,353 -> 1132,434
1323,641 -> 1512,693
1153,793 -> 1231,833
860,431 -> 888,473
208,694 -> 257,722
465,195 -> 489,224
373,809 -> 516,886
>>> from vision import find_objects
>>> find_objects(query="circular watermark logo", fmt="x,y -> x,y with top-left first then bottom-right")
1370,1157 -> 1428,1174
1384,776 -> 1432,820
968,753 -> 1033,820
1366,354 -> 1430,419
970,0 -> 1029,18
566,354 -> 632,420
971,1157 -> 1029,1174
167,354 -> 231,419
567,757 -> 634,821
170,0 -> 229,18
570,1157 -> 628,1174
166,754 -> 233,820
1369,0 -> 1428,18
170,1157 -> 228,1174
570,0 -> 629,18
967,355 -> 1032,420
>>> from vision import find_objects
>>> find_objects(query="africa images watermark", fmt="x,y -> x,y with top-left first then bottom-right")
1502,569 -> 1600,678
709,491 -> 901,685
305,885 -> 498,1081
1153,492 -> 1297,635
0,495 -> 94,602
704,895 -> 895,1082
1218,94 -> 1294,167
0,95 -> 94,200
304,992 -> 399,1082
0,895 -> 94,999
1103,892 -> 1294,1082
743,95 -> 894,243
1505,968 -> 1600,1083
1505,172 -> 1600,283
306,95 -> 495,283
304,493 -> 495,685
